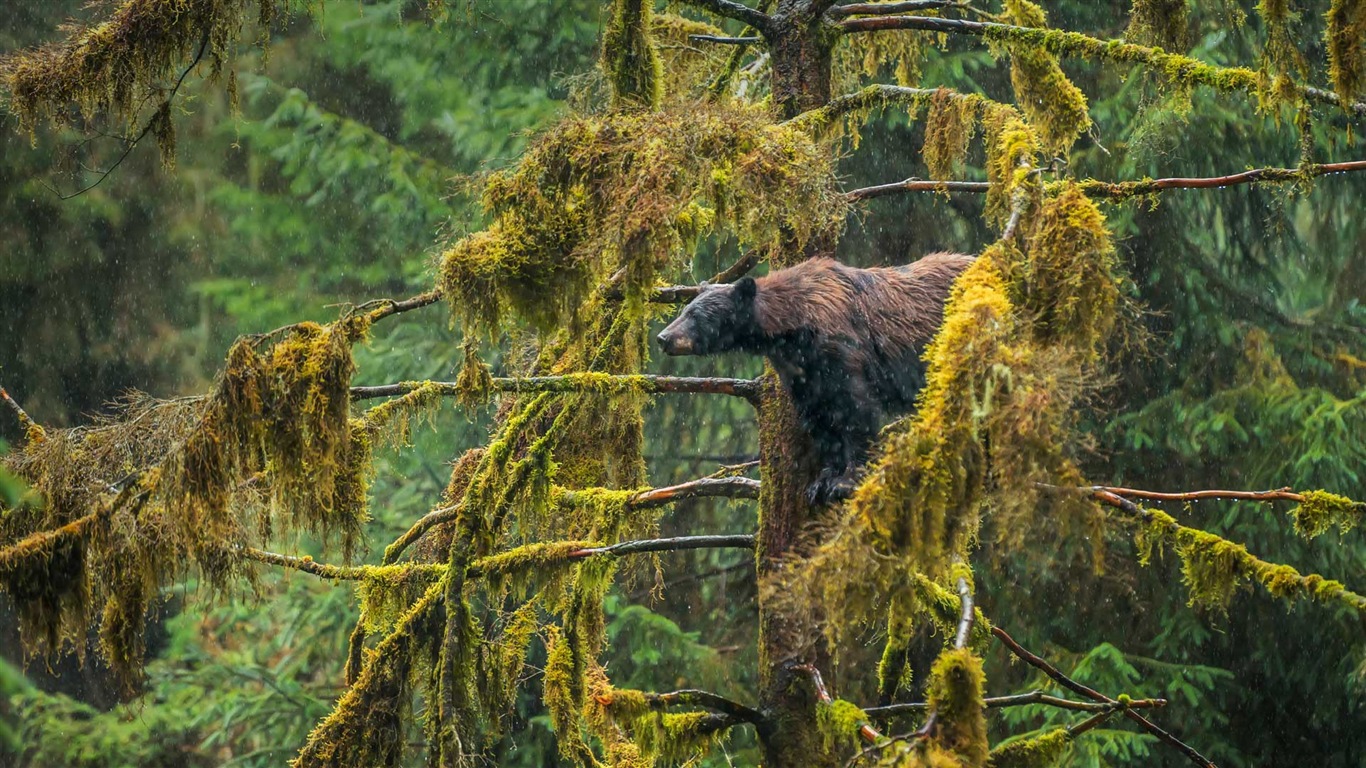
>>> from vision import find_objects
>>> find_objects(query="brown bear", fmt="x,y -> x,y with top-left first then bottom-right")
656,253 -> 973,503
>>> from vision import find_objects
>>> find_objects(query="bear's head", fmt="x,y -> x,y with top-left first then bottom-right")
656,277 -> 759,356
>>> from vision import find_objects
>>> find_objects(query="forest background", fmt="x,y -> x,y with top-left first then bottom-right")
0,1 -> 1364,766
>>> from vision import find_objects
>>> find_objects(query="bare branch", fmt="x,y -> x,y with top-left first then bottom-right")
690,33 -> 763,44
676,0 -> 772,32
51,29 -> 211,200
828,1 -> 964,17
991,626 -> 1217,768
952,576 -> 975,649
1086,485 -> 1305,504
708,248 -> 765,283
358,290 -> 444,322
864,690 -> 1167,718
847,179 -> 991,200
566,534 -> 755,557
833,15 -> 1366,117
350,374 -> 763,404
847,160 -> 1366,203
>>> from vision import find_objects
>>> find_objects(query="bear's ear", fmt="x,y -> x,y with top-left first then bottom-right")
734,276 -> 757,302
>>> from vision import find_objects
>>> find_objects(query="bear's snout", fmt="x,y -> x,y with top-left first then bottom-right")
656,329 -> 693,356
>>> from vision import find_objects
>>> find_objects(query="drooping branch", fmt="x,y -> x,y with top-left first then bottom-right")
676,0 -> 773,32
833,15 -> 1366,116
350,374 -> 763,404
864,690 -> 1167,718
384,478 -> 762,565
991,626 -> 1216,768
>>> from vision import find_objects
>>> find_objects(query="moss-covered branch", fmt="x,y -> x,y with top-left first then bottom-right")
834,13 -> 1366,116
350,374 -> 763,404
846,159 -> 1366,202
864,690 -> 1167,718
1093,489 -> 1366,614
632,689 -> 765,723
675,0 -> 772,32
991,626 -> 1215,768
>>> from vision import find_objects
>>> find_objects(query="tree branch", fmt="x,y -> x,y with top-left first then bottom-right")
690,34 -> 763,44
566,534 -> 755,557
640,689 -> 765,723
357,290 -> 444,322
845,160 -> 1366,202
1088,485 -> 1305,504
0,386 -> 43,441
991,626 -> 1216,768
847,179 -> 991,200
827,1 -> 967,17
863,690 -> 1167,718
676,0 -> 772,32
350,374 -> 763,404
794,663 -> 884,743
833,15 -> 1366,117
566,477 -> 761,510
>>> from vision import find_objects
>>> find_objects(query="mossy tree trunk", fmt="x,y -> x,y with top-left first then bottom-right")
756,4 -> 838,762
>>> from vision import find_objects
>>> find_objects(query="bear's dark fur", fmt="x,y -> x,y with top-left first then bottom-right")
657,253 -> 973,503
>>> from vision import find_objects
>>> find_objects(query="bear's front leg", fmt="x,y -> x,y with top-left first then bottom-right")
804,410 -> 877,506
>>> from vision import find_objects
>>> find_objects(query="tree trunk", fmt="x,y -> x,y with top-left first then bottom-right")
755,4 -> 837,763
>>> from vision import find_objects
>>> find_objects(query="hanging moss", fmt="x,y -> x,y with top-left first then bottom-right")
438,102 -> 846,337
362,381 -> 445,448
1,0 -> 288,163
987,728 -> 1072,768
835,24 -> 927,96
1131,506 -> 1366,614
455,342 -> 495,412
923,88 -> 980,180
602,0 -> 663,110
1288,489 -> 1363,538
926,648 -> 988,767
1326,0 -> 1366,107
981,105 -> 1042,225
1002,0 -> 1092,154
1127,0 -> 1190,49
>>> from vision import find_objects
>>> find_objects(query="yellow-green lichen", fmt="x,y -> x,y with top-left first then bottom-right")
817,699 -> 871,755
923,89 -> 980,180
1326,0 -> 1366,107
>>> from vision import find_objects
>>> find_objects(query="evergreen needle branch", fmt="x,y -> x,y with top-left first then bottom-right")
350,374 -> 763,404
991,626 -> 1217,768
833,15 -> 1366,117
863,690 -> 1167,718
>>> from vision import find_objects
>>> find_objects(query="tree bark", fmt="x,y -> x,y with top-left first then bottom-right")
752,5 -> 838,759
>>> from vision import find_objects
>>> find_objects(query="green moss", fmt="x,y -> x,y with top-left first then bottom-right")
817,699 -> 871,754
1127,0 -> 1190,49
602,0 -> 663,110
926,648 -> 989,767
987,728 -> 1072,768
1002,0 -> 1092,153
1326,0 -> 1366,107
1288,489 -> 1363,537
924,89 -> 980,179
